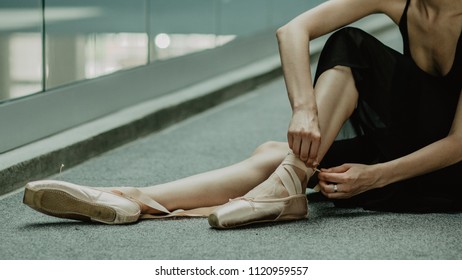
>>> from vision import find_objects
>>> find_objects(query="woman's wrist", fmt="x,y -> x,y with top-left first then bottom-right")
290,89 -> 316,112
292,100 -> 317,114
372,162 -> 395,189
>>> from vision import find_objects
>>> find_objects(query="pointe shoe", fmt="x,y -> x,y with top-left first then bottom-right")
23,180 -> 142,224
208,153 -> 311,229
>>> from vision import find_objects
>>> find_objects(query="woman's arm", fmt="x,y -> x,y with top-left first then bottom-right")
277,0 -> 397,166
379,91 -> 462,186
318,91 -> 462,199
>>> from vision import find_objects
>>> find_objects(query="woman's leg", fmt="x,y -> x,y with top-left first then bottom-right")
23,142 -> 290,223
132,141 -> 289,214
315,65 -> 359,161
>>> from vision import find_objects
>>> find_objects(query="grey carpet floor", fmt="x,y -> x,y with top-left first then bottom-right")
1,78 -> 461,260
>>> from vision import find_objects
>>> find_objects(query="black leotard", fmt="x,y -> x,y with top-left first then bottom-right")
313,0 -> 462,212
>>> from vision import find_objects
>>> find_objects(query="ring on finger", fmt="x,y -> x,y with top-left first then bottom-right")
333,184 -> 338,193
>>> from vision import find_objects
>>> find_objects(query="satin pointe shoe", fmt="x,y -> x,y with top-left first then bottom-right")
208,153 -> 311,229
23,180 -> 143,224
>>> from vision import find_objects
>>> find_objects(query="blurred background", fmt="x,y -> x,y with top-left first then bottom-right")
0,0 -> 332,154
0,0 -> 325,101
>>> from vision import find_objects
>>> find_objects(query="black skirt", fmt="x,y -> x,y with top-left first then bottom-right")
312,27 -> 462,213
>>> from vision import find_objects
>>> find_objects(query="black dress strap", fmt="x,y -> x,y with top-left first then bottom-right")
399,0 -> 412,56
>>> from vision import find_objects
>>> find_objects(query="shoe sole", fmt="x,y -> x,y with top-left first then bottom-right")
23,187 -> 118,224
208,195 -> 308,229
208,213 -> 307,229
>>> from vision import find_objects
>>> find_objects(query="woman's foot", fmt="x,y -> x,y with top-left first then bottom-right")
208,153 -> 313,229
111,189 -> 159,215
23,180 -> 143,224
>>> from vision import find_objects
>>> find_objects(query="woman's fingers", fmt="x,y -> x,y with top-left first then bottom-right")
319,180 -> 346,198
288,133 -> 309,160
321,164 -> 350,173
318,164 -> 350,182
318,172 -> 346,185
291,136 -> 302,156
307,134 -> 321,166
318,165 -> 350,198
299,137 -> 311,161
287,109 -> 321,166
288,132 -> 321,166
318,164 -> 375,199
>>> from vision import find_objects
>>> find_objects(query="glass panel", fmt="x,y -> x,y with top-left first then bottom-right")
219,0 -> 270,38
0,0 -> 42,102
271,0 -> 326,28
45,0 -> 148,89
149,0 -> 219,61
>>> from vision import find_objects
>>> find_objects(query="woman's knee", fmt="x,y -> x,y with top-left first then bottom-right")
329,26 -> 368,44
252,141 -> 288,156
331,65 -> 353,75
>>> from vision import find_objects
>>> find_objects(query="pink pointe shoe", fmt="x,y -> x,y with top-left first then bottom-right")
23,180 -> 142,224
208,153 -> 311,229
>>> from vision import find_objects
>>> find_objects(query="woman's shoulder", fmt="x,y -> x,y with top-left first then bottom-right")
281,0 -> 408,40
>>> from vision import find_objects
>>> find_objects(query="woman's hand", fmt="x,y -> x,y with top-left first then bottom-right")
317,163 -> 385,199
288,108 -> 321,167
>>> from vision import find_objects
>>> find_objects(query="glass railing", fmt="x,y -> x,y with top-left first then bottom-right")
0,0 -> 326,102
0,0 -> 42,101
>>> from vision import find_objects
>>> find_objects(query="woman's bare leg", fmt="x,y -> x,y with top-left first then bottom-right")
128,141 -> 289,213
315,66 -> 359,161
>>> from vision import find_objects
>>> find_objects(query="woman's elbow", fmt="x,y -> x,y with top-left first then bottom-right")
276,22 -> 309,43
276,24 -> 289,42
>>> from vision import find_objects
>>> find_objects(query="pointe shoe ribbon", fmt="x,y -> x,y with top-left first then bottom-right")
275,153 -> 308,195
110,187 -> 217,219
208,153 -> 311,229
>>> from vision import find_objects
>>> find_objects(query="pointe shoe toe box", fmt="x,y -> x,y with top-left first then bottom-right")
209,195 -> 308,229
